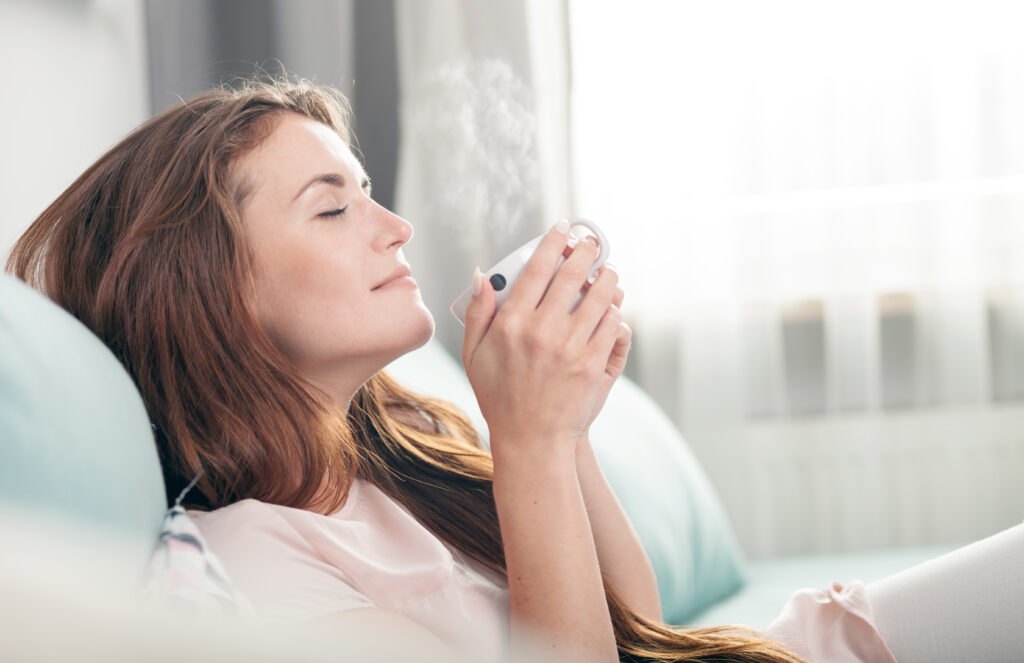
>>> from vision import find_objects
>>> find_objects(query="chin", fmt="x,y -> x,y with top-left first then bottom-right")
376,306 -> 434,367
410,307 -> 436,350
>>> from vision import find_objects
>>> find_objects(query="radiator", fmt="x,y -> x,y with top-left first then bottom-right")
689,407 -> 1024,560
632,292 -> 1024,560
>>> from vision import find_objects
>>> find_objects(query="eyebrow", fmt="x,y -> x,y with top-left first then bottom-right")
292,173 -> 373,202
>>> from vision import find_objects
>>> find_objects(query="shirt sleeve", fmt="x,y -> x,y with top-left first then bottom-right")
190,500 -> 376,624
764,580 -> 897,663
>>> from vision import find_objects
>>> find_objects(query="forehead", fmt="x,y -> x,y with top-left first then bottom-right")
239,113 -> 366,197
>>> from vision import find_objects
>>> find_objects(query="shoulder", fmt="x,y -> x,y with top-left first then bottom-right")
189,498 -> 292,541
188,497 -> 275,522
187,498 -> 334,575
187,498 -> 378,623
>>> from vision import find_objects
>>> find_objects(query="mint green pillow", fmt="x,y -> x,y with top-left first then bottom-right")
0,273 -> 166,556
588,378 -> 747,624
386,339 -> 747,624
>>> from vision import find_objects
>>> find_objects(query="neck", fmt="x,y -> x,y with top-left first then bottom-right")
303,364 -> 380,415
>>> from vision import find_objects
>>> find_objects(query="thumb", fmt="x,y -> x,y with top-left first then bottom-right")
462,267 -> 496,364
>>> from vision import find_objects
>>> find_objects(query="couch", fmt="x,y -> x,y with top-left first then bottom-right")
0,271 -> 955,659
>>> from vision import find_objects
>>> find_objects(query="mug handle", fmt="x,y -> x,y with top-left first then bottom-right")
564,217 -> 610,279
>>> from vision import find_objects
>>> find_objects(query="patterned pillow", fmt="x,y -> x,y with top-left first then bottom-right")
142,505 -> 256,619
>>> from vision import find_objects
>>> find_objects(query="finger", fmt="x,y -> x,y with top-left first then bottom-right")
587,304 -> 624,364
537,236 -> 602,316
560,234 -> 596,261
578,279 -> 621,308
582,263 -> 622,304
611,285 -> 624,309
568,263 -> 619,344
605,321 -> 632,380
461,267 -> 496,367
601,262 -> 623,307
501,220 -> 572,312
562,241 -> 576,261
567,242 -> 612,288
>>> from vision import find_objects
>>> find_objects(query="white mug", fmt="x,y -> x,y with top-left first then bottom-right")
450,218 -> 610,326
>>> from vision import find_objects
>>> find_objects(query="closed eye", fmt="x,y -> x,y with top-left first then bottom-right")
318,205 -> 348,218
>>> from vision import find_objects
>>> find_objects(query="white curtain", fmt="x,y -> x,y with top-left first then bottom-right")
393,0 -> 573,356
571,0 -> 1024,557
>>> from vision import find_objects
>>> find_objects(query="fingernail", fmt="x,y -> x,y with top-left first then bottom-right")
472,266 -> 483,296
555,218 -> 570,234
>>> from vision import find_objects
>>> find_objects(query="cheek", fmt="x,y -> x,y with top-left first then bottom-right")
252,240 -> 362,347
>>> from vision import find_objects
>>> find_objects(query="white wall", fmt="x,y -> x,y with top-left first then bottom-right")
0,0 -> 148,261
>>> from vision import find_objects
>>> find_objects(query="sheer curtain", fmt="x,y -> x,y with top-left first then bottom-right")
393,0 -> 573,357
571,1 -> 1024,557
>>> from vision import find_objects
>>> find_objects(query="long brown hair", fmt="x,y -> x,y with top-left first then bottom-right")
6,76 -> 804,663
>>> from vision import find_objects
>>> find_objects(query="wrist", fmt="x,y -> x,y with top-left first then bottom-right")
575,433 -> 594,460
491,434 -> 577,479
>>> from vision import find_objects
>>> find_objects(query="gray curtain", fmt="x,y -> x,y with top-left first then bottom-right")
145,0 -> 399,209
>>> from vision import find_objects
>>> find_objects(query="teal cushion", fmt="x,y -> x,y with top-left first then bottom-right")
588,378 -> 747,624
386,339 -> 747,624
0,273 -> 166,546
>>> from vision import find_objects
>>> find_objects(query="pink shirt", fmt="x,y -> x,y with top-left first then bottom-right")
193,478 -> 895,662
189,478 -> 510,660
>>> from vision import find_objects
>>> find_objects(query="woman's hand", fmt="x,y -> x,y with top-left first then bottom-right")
577,252 -> 630,434
461,220 -> 630,459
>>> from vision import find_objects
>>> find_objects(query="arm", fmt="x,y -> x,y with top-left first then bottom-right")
492,441 -> 617,663
461,221 -> 623,662
550,248 -> 657,621
575,435 -> 662,622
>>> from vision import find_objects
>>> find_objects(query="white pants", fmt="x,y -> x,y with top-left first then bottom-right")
866,521 -> 1024,663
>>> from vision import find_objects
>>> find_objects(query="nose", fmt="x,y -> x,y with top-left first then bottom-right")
372,201 -> 413,252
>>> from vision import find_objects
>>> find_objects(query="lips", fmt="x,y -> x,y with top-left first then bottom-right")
372,265 -> 413,290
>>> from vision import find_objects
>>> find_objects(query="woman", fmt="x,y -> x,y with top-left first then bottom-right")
7,77 -> 1021,662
